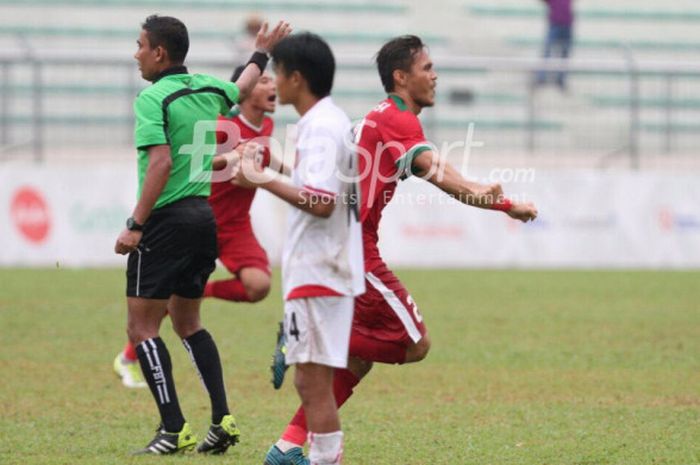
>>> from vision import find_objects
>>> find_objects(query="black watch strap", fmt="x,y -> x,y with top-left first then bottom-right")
126,217 -> 144,231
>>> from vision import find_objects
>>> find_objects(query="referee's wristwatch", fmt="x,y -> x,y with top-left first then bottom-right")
126,216 -> 144,232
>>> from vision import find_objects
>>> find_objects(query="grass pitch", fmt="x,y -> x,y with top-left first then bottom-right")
1,268 -> 699,465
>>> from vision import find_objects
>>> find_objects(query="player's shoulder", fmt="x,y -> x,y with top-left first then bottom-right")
315,97 -> 350,121
192,73 -> 239,104
134,85 -> 164,113
307,97 -> 351,134
262,115 -> 274,133
369,96 -> 417,118
366,96 -> 421,132
190,73 -> 228,89
214,108 -> 238,132
136,80 -> 165,99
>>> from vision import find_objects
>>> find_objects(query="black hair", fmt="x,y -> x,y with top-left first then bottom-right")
141,15 -> 189,64
271,32 -> 335,98
376,35 -> 425,93
230,65 -> 246,82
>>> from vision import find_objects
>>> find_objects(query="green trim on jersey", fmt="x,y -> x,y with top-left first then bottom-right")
389,94 -> 408,111
225,106 -> 241,118
134,72 -> 239,209
395,143 -> 432,179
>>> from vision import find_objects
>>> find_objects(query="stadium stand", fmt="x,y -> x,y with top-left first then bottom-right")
0,0 -> 698,160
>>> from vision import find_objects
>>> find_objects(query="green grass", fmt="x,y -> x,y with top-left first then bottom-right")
1,268 -> 699,465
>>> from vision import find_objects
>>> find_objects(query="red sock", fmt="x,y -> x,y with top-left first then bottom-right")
204,278 -> 250,302
281,369 -> 360,446
349,332 -> 407,364
123,341 -> 138,362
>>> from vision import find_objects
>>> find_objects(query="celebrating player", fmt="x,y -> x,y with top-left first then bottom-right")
205,65 -> 289,303
264,35 -> 538,464
236,33 -> 364,465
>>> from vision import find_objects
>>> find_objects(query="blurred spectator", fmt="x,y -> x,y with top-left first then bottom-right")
534,0 -> 574,91
232,14 -> 264,65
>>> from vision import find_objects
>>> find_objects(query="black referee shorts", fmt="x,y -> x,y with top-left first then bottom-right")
126,196 -> 217,300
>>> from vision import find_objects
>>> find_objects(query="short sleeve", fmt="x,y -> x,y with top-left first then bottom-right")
221,81 -> 240,111
134,92 -> 167,149
383,113 -> 432,178
296,123 -> 344,198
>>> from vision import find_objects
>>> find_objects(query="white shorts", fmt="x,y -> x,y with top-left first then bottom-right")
283,296 -> 354,368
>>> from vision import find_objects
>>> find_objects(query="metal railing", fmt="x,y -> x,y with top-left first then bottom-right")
2,48 -> 700,166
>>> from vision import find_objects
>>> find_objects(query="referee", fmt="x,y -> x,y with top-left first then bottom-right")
114,15 -> 290,455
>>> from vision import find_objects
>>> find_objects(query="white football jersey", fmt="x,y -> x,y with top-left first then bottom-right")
282,97 -> 365,300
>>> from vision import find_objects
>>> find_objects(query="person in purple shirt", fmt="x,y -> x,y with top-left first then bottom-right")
535,0 -> 574,90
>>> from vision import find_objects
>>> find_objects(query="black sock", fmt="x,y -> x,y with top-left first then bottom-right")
183,329 -> 230,424
136,337 -> 186,433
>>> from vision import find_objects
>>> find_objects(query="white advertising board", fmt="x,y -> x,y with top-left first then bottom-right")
2,164 -> 699,269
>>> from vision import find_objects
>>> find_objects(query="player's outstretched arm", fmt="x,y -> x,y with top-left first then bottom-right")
235,21 -> 292,101
412,150 -> 538,222
260,178 -> 336,218
412,150 -> 501,207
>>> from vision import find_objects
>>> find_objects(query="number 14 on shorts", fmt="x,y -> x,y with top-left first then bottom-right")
286,311 -> 301,342
283,296 -> 355,367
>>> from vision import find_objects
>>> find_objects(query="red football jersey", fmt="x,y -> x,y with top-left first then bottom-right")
209,113 -> 273,234
357,95 -> 432,270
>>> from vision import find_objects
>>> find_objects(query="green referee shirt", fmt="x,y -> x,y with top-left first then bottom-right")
133,66 -> 240,209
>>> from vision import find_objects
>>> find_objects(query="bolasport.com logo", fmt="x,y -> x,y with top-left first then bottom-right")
10,186 -> 51,244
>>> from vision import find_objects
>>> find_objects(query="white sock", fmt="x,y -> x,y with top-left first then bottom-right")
308,431 -> 343,465
275,439 -> 302,453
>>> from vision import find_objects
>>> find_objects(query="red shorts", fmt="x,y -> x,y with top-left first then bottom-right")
352,262 -> 427,347
217,224 -> 270,277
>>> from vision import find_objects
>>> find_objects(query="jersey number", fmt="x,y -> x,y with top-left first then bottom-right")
406,295 -> 423,323
288,312 -> 300,342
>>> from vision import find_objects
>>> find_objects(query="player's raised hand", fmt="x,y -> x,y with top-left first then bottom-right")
255,20 -> 292,54
507,201 -> 538,223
